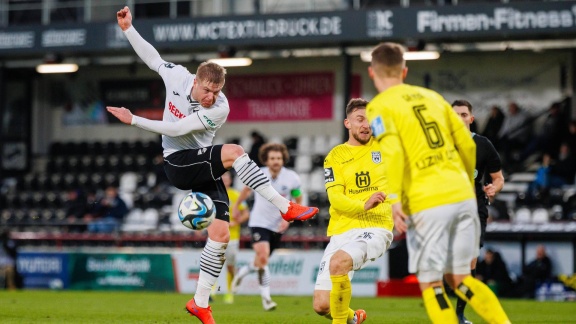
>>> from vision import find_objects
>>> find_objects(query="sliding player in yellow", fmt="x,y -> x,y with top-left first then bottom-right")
366,42 -> 510,324
313,98 -> 394,324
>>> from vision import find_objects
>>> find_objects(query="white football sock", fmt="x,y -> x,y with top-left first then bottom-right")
233,153 -> 289,213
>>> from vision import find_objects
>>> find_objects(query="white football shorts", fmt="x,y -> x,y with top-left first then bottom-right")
407,199 -> 480,283
225,239 -> 240,266
314,227 -> 393,291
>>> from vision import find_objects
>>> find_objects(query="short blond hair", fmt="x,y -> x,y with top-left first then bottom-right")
196,62 -> 226,85
371,42 -> 405,78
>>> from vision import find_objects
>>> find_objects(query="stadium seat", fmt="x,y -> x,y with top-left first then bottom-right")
294,155 -> 312,173
121,208 -> 144,232
309,169 -> 326,192
328,134 -> 342,149
297,135 -> 312,155
312,135 -> 329,155
514,207 -> 532,223
532,208 -> 549,223
119,172 -> 138,193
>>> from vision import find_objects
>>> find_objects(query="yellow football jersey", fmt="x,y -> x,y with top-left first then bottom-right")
227,188 -> 248,241
324,138 -> 394,236
367,84 -> 476,215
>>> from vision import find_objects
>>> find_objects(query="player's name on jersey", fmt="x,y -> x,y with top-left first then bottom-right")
415,147 -> 458,170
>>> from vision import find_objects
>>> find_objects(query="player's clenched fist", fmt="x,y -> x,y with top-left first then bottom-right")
116,6 -> 133,31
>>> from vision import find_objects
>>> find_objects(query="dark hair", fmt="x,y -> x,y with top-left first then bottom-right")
371,42 -> 405,77
451,99 -> 473,113
196,62 -> 226,85
259,143 -> 290,165
346,98 -> 369,116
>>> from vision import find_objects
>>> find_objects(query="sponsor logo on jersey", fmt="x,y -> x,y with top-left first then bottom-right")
164,63 -> 175,68
197,147 -> 207,155
203,115 -> 216,128
173,91 -> 180,96
370,116 -> 385,138
324,167 -> 334,183
372,151 -> 381,163
168,102 -> 185,119
355,171 -> 371,188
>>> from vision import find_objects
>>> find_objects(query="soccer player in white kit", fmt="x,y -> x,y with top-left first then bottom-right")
108,7 -> 318,324
230,143 -> 301,311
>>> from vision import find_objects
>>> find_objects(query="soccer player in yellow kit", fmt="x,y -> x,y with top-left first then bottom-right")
222,172 -> 249,304
313,98 -> 394,324
366,42 -> 510,324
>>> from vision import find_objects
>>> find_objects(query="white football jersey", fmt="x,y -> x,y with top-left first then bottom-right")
248,167 -> 301,232
157,62 -> 229,156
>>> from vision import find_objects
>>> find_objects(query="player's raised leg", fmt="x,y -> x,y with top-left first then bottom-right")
221,144 -> 318,221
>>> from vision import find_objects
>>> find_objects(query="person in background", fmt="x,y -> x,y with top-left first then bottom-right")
526,144 -> 576,203
366,42 -> 509,324
520,102 -> 565,162
521,245 -> 553,298
452,99 -> 505,323
87,185 -> 128,233
498,102 -> 531,166
249,131 -> 267,167
232,143 -> 301,311
63,188 -> 90,232
222,171 -> 250,304
0,229 -> 20,290
312,98 -> 393,324
481,105 -> 505,149
475,248 -> 513,297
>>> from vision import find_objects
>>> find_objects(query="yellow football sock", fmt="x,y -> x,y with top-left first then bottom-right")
346,308 -> 355,324
330,274 -> 351,324
422,286 -> 458,324
454,276 -> 511,324
323,309 -> 354,323
227,271 -> 233,292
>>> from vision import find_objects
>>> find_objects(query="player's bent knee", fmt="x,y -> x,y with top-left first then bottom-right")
222,144 -> 245,159
312,296 -> 330,315
329,250 -> 353,275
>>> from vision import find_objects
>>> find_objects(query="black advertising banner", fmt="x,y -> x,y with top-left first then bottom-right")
101,79 -> 166,123
0,2 -> 575,56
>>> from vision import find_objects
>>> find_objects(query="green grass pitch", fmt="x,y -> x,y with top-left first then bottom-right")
1,290 -> 575,323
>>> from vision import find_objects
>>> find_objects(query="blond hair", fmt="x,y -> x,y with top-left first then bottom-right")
196,62 -> 226,85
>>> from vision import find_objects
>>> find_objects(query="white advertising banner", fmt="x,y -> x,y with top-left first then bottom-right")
172,249 -> 388,297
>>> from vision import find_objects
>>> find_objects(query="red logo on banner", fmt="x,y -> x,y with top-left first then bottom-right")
225,72 -> 334,122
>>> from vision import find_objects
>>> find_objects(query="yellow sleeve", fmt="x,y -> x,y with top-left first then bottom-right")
447,105 -> 476,185
324,150 -> 365,214
369,113 -> 403,204
326,186 -> 365,214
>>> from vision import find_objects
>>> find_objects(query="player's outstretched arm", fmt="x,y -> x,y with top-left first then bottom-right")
117,6 -> 164,72
106,106 -> 206,137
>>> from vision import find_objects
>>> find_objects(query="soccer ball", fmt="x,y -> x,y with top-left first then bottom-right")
178,192 -> 216,230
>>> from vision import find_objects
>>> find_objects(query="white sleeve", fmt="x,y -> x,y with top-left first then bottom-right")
123,26 -> 164,72
131,114 -> 206,137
